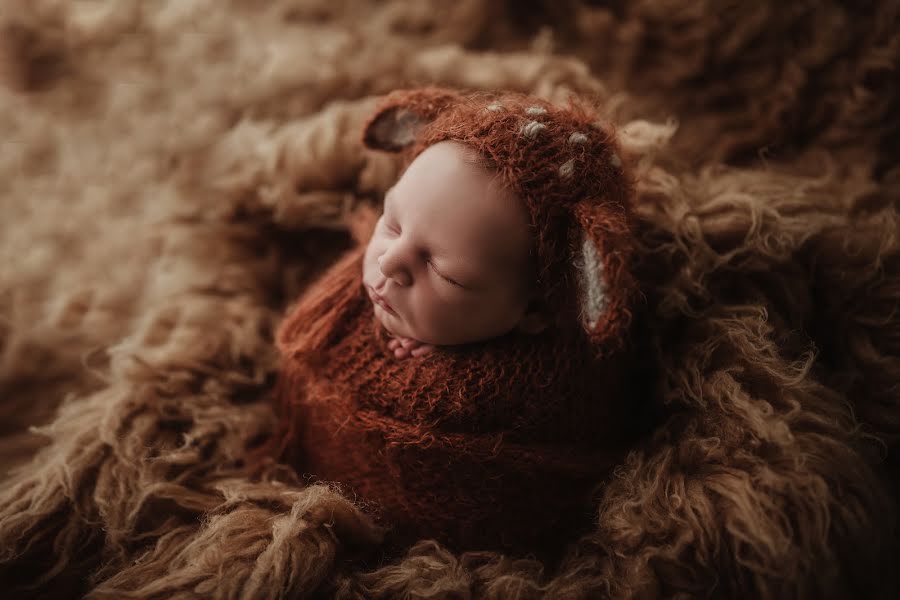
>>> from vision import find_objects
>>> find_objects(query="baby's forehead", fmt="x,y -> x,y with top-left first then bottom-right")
394,140 -> 534,264
395,191 -> 526,263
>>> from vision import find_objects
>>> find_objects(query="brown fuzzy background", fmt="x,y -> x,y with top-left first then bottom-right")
1,0 -> 898,598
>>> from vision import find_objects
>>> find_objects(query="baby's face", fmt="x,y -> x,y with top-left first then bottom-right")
363,141 -> 535,346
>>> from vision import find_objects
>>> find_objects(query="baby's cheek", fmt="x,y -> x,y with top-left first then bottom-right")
362,241 -> 376,271
413,292 -> 467,342
473,291 -> 526,337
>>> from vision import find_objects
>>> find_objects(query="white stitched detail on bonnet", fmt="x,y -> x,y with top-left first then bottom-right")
520,120 -> 546,138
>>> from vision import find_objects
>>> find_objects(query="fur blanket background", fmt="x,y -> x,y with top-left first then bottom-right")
1,1 -> 898,597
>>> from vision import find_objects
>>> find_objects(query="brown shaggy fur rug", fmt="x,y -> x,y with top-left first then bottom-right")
1,1 -> 898,598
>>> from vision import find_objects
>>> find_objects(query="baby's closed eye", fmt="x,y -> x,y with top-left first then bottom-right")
381,216 -> 400,235
427,260 -> 464,288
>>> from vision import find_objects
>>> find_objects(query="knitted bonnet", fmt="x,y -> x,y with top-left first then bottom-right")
272,88 -> 642,564
363,87 -> 639,352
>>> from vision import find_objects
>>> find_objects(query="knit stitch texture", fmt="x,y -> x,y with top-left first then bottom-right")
274,240 -> 641,562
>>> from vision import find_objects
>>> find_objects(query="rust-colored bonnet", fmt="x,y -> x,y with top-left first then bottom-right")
363,87 -> 640,349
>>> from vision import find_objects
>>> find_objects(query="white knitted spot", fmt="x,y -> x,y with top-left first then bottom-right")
568,132 -> 588,145
486,102 -> 504,112
520,120 -> 546,138
559,158 -> 575,179
525,106 -> 547,116
610,152 -> 622,167
576,233 -> 609,330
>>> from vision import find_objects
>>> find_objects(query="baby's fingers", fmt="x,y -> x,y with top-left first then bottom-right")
388,339 -> 400,350
410,344 -> 434,357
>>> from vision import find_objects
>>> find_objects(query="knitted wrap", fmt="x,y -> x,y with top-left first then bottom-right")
273,88 -> 643,561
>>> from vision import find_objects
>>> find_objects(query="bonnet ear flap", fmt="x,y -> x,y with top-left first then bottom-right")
362,87 -> 462,152
571,199 -> 638,353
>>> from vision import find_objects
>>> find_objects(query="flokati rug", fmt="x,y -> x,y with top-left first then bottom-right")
1,1 -> 898,598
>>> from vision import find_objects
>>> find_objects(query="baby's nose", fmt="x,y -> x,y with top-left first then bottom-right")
378,254 -> 412,286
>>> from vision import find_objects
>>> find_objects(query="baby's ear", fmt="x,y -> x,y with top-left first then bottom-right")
362,87 -> 462,152
516,297 -> 551,335
570,199 -> 637,353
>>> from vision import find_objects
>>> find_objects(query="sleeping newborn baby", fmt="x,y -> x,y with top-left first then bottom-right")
272,88 -> 644,564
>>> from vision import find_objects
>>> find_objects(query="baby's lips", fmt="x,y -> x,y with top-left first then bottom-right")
371,291 -> 398,315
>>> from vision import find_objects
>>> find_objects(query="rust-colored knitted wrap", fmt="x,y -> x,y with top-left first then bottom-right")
274,88 -> 643,561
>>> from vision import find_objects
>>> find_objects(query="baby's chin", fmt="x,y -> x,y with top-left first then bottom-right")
372,301 -> 410,338
372,300 -> 444,344
372,301 -> 498,347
